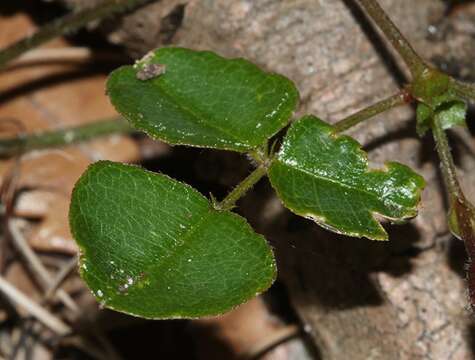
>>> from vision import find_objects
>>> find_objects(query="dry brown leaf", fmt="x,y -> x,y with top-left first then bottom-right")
0,11 -> 139,254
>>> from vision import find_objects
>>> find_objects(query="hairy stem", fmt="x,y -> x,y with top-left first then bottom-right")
215,166 -> 268,211
355,0 -> 427,77
0,0 -> 153,69
431,116 -> 462,199
0,118 -> 132,157
451,78 -> 475,102
333,91 -> 410,133
432,116 -> 475,309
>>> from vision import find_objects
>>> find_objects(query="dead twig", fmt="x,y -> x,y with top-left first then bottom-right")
0,275 -> 70,336
44,255 -> 78,303
0,119 -> 25,272
7,220 -> 79,313
10,47 -> 127,67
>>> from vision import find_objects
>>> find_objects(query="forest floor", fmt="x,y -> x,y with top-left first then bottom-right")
1,1 -> 475,359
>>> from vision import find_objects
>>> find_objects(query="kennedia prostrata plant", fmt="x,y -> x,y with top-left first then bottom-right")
69,0 -> 475,318
1,0 -> 474,319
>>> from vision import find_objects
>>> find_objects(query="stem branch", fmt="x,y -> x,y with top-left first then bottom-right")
0,117 -> 132,157
0,275 -> 71,335
451,78 -> 475,102
215,166 -> 268,211
356,0 -> 427,77
333,91 -> 410,133
0,0 -> 153,69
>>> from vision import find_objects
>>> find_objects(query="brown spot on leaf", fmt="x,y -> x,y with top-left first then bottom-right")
136,63 -> 166,81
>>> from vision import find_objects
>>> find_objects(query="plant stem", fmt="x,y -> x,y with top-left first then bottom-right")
0,0 -> 153,70
431,116 -> 462,199
355,0 -> 427,77
215,166 -> 268,211
432,115 -> 475,310
432,115 -> 475,256
0,117 -> 132,157
451,78 -> 475,102
333,91 -> 410,133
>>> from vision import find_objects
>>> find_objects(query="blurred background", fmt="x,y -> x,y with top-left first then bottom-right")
0,0 -> 475,359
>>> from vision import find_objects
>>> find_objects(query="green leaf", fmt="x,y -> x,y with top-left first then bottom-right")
415,102 -> 432,137
107,47 -> 299,152
268,116 -> 426,240
436,100 -> 467,130
416,97 -> 467,136
69,161 -> 276,319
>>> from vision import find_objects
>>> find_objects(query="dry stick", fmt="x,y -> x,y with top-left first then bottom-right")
0,119 -> 26,272
7,223 -> 85,355
332,91 -> 411,133
52,290 -> 120,360
0,117 -> 131,158
355,0 -> 427,78
12,47 -> 127,66
0,0 -> 155,70
0,275 -> 70,336
10,319 -> 44,360
15,239 -> 119,359
8,220 -> 79,313
44,255 -> 78,302
0,159 -> 21,272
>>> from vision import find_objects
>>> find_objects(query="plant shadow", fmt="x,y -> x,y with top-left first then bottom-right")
235,173 -> 422,310
138,145 -> 251,202
273,211 -> 421,309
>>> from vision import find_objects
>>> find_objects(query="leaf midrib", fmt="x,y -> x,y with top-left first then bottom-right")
276,158 -> 406,212
153,77 -> 253,148
142,207 -> 214,287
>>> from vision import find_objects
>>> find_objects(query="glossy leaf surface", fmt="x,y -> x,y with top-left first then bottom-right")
268,116 -> 425,240
107,47 -> 299,152
69,161 -> 276,318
